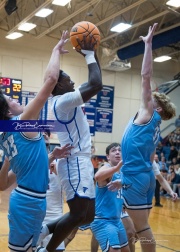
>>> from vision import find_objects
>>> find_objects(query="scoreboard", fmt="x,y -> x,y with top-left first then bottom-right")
0,77 -> 22,101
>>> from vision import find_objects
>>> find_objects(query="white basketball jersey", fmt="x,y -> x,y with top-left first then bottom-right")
51,89 -> 91,156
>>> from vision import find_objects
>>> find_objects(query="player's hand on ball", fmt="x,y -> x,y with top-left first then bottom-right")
76,34 -> 97,55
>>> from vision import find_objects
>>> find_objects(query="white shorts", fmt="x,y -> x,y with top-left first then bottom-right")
57,155 -> 95,201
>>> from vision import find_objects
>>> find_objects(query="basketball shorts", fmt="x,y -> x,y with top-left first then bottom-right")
91,218 -> 128,252
122,170 -> 156,210
8,189 -> 46,251
57,155 -> 95,201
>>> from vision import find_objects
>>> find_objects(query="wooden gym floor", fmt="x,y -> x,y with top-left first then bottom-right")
0,184 -> 180,252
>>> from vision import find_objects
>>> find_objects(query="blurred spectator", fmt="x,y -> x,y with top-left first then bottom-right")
171,157 -> 178,166
159,156 -> 168,172
168,146 -> 178,162
154,154 -> 163,207
91,155 -> 99,175
177,150 -> 180,163
175,115 -> 180,128
167,166 -> 176,185
0,148 -> 4,170
172,174 -> 180,197
160,152 -> 165,159
156,142 -> 164,158
167,132 -> 175,146
174,164 -> 180,175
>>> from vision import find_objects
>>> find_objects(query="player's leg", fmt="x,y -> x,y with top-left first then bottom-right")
122,171 -> 156,252
64,227 -> 78,247
91,233 -> 99,252
126,208 -> 155,252
121,215 -> 136,252
46,196 -> 95,251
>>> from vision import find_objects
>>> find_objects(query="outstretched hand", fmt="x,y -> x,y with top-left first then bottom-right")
51,143 -> 73,159
139,23 -> 158,44
54,30 -> 69,55
107,179 -> 122,191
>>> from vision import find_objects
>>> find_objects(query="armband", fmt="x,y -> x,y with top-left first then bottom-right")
81,50 -> 96,65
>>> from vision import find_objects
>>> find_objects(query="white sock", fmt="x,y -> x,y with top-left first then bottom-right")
42,224 -> 49,236
37,225 -> 50,246
42,249 -> 48,252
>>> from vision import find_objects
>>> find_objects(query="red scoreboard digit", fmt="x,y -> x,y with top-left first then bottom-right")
0,77 -> 22,101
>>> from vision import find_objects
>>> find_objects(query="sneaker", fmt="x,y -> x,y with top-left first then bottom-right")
154,203 -> 163,207
35,246 -> 45,252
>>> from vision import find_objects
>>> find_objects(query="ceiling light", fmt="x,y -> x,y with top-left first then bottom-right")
18,23 -> 37,32
154,56 -> 172,62
6,32 -> 23,40
111,23 -> 132,33
35,8 -> 53,17
52,0 -> 71,6
166,0 -> 180,7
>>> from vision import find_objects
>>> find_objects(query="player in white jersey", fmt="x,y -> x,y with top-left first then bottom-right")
36,35 -> 102,252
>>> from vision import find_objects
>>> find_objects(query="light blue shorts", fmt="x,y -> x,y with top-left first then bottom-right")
91,218 -> 128,252
122,170 -> 155,210
8,189 -> 46,251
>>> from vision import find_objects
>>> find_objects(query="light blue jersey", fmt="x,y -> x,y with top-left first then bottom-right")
0,117 -> 49,193
121,110 -> 161,174
0,116 -> 49,251
95,173 -> 123,219
91,172 -> 128,251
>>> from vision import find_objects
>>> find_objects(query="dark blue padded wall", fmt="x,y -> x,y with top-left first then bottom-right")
117,26 -> 180,60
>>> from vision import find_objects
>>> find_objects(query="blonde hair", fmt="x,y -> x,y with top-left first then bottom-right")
152,92 -> 176,120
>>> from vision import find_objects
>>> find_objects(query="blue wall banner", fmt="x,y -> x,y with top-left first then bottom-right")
84,107 -> 96,136
96,86 -> 114,109
95,109 -> 113,133
85,98 -> 97,108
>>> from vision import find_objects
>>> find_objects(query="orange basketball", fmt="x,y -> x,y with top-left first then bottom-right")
70,21 -> 100,50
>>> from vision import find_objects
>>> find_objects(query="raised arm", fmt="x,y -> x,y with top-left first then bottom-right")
135,23 -> 158,124
95,161 -> 122,185
21,31 -> 69,120
76,35 -> 103,102
0,157 -> 16,191
48,144 -> 73,164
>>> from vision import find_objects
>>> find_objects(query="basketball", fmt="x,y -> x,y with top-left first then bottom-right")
70,21 -> 100,50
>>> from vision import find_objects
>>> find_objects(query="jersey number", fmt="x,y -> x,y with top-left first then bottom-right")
117,189 -> 122,199
3,135 -> 18,161
153,125 -> 160,145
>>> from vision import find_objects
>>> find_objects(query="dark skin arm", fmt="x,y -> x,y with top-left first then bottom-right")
76,34 -> 103,102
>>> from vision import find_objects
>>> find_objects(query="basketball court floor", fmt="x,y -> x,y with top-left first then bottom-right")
0,185 -> 180,252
